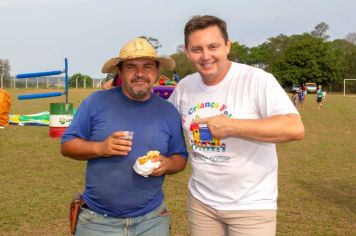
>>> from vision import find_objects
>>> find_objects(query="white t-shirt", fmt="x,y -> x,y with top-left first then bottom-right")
169,62 -> 298,210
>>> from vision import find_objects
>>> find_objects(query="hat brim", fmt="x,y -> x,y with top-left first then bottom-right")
102,56 -> 176,74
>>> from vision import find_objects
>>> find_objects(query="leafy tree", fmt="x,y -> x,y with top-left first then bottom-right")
170,26 -> 352,88
311,22 -> 330,40
160,52 -> 194,80
69,73 -> 93,88
330,39 -> 356,79
256,34 -> 290,72
271,34 -> 342,86
347,46 -> 356,78
248,44 -> 270,68
228,41 -> 250,64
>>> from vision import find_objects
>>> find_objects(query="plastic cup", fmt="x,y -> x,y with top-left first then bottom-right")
121,131 -> 134,140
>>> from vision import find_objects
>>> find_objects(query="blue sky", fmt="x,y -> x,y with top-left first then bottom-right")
1,0 -> 355,78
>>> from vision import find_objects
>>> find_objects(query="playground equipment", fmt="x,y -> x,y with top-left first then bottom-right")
16,58 -> 69,103
153,75 -> 176,99
9,111 -> 50,126
15,58 -> 73,138
153,86 -> 175,99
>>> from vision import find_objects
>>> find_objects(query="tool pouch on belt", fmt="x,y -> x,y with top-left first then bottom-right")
69,194 -> 84,235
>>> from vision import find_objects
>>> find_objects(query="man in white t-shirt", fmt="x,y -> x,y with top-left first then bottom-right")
169,15 -> 305,236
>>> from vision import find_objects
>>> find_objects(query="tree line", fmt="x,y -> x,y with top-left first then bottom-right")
162,23 -> 356,89
1,23 -> 356,90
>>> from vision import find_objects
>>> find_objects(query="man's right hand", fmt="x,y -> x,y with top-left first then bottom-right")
100,131 -> 133,157
61,132 -> 133,161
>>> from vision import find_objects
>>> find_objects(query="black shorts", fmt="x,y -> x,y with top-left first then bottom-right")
317,97 -> 322,103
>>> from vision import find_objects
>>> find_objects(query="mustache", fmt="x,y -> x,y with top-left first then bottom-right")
131,76 -> 150,83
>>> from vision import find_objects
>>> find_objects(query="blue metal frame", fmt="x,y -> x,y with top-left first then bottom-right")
16,58 -> 69,101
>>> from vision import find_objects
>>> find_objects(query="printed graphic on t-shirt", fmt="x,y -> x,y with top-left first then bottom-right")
187,101 -> 233,117
190,123 -> 225,151
186,101 -> 233,164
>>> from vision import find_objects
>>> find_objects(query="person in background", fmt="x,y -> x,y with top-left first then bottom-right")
172,71 -> 181,83
169,15 -> 305,236
316,84 -> 324,109
297,88 -> 305,110
61,37 -> 188,236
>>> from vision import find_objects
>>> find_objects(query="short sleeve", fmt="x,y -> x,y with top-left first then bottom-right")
256,72 -> 299,117
61,98 -> 92,143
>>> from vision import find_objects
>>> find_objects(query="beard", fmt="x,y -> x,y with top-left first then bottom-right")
123,76 -> 153,100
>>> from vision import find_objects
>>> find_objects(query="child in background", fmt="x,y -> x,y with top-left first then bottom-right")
298,89 -> 305,110
316,85 -> 324,110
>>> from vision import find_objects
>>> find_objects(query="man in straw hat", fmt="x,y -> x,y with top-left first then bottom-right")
169,15 -> 304,235
61,37 -> 188,235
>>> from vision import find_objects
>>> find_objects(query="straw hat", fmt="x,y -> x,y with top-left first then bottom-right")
102,38 -> 176,73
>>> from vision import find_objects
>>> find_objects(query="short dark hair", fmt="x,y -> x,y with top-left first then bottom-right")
184,15 -> 229,47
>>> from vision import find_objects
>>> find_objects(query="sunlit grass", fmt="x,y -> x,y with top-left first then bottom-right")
0,90 -> 355,235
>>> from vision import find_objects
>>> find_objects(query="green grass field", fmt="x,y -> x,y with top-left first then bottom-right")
1,89 -> 355,235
